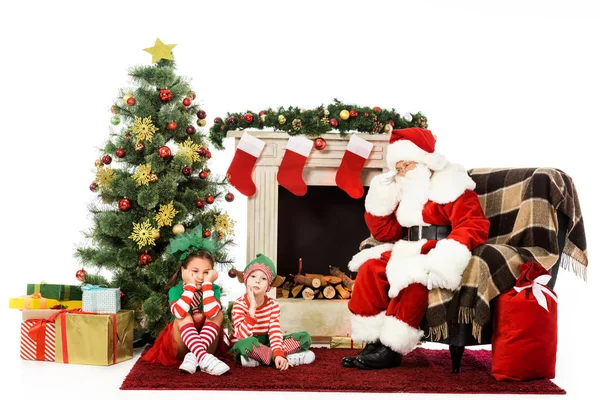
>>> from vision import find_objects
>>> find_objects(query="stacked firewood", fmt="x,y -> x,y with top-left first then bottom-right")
278,263 -> 355,300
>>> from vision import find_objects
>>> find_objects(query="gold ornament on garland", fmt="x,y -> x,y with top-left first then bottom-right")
278,115 -> 286,124
95,167 -> 116,188
176,137 -> 202,164
292,119 -> 302,131
154,201 -> 179,228
384,123 -> 393,133
214,212 -> 235,238
133,163 -> 153,187
131,116 -> 158,143
172,223 -> 185,235
339,110 -> 350,120
128,219 -> 159,249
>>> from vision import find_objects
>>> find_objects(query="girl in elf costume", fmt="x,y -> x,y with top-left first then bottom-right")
142,226 -> 232,376
230,254 -> 315,370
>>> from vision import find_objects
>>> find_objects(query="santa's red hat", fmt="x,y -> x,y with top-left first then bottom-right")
386,128 -> 447,171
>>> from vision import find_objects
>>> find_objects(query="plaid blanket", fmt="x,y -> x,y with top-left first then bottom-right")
361,168 -> 588,343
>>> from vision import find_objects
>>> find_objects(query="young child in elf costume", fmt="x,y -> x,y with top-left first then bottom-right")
142,226 -> 231,376
230,254 -> 315,370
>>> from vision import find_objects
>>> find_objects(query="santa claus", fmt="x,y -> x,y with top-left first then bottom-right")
342,127 -> 490,370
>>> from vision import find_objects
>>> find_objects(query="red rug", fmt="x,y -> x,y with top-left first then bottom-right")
121,347 -> 565,394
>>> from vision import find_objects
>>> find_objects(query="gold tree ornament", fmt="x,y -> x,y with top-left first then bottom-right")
172,223 -> 185,235
143,39 -> 176,63
95,159 -> 104,168
96,167 -> 116,188
133,164 -> 153,186
149,173 -> 158,183
131,116 -> 158,143
134,142 -> 145,152
128,219 -> 159,249
176,137 -> 202,164
154,201 -> 179,228
215,212 -> 235,238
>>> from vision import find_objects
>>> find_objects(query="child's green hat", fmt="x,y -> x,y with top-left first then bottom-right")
243,253 -> 276,288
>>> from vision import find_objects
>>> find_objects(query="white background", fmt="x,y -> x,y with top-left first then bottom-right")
0,1 -> 598,399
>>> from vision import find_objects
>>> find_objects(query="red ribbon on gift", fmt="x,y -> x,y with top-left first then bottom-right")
49,309 -> 118,364
27,318 -> 49,361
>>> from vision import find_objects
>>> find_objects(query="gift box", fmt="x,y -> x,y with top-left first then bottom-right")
54,309 -> 134,365
20,318 -> 56,361
27,283 -> 82,301
330,336 -> 365,350
82,285 -> 121,314
492,262 -> 558,381
9,293 -> 82,310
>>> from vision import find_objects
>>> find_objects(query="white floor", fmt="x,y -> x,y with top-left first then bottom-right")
2,273 -> 596,400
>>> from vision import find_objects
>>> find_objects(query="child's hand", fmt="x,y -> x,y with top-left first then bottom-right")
205,269 -> 218,283
246,285 -> 257,317
275,355 -> 291,371
182,268 -> 196,286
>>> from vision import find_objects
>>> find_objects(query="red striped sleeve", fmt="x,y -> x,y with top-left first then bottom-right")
267,300 -> 285,358
170,284 -> 197,318
201,282 -> 221,318
232,298 -> 256,339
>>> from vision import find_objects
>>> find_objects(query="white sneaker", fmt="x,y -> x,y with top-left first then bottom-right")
286,350 -> 316,366
179,352 -> 198,374
240,356 -> 260,367
198,353 -> 230,376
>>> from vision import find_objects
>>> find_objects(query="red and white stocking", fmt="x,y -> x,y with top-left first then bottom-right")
226,133 -> 266,197
277,136 -> 313,196
335,135 -> 374,199
246,343 -> 272,365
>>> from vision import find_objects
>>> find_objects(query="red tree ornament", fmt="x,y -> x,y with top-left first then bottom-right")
124,133 -> 132,139
158,146 -> 172,159
228,269 -> 237,278
126,97 -> 136,106
228,116 -> 237,125
198,147 -> 206,157
182,166 -> 193,176
139,253 -> 152,265
197,110 -> 207,120
213,117 -> 222,124
89,183 -> 98,192
373,106 -> 382,113
204,151 -> 212,159
182,98 -> 191,107
190,91 -> 196,100
195,199 -> 205,209
242,113 -> 254,123
314,137 -> 327,150
102,155 -> 112,165
329,118 -> 339,128
350,109 -> 358,118
158,89 -> 172,102
199,170 -> 208,179
206,195 -> 215,204
202,230 -> 212,238
225,192 -> 235,202
118,198 -> 131,211
75,268 -> 87,282
167,121 -> 177,131
116,148 -> 126,158
186,125 -> 196,135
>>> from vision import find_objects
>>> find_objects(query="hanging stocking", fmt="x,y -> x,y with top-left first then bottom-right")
277,136 -> 313,196
226,133 -> 266,197
335,135 -> 374,199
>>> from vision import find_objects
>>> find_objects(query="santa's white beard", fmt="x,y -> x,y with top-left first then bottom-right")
395,163 -> 432,226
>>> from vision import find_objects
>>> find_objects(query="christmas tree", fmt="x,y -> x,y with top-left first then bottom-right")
75,39 -> 235,338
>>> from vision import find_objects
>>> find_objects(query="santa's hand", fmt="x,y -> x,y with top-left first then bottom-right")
427,271 -> 447,290
380,169 -> 398,186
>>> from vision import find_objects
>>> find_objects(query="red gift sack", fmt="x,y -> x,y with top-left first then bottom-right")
492,262 -> 558,381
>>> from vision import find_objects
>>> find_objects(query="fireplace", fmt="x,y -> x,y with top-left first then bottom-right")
227,131 -> 389,339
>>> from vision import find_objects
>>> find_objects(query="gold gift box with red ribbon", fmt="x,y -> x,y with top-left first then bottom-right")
330,336 -> 365,349
54,309 -> 134,365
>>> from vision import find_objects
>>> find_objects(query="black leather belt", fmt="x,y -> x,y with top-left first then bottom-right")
407,225 -> 451,241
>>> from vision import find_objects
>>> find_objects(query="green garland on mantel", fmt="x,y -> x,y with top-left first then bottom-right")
208,99 -> 428,150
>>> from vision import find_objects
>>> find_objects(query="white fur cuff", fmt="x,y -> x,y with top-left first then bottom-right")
365,173 -> 399,216
348,243 -> 394,272
386,239 -> 428,298
379,316 -> 423,355
427,238 -> 472,291
350,312 -> 386,343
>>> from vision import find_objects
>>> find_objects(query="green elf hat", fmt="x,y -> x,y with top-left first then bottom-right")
243,253 -> 276,289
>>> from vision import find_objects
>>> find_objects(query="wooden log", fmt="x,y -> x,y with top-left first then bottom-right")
305,274 -> 328,288
335,284 -> 351,299
323,285 -> 336,299
323,276 -> 342,285
281,281 -> 293,298
294,275 -> 317,287
329,265 -> 355,291
302,287 -> 315,300
272,275 -> 286,288
291,284 -> 304,298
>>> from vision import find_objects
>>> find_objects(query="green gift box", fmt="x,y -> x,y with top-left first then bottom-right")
26,283 -> 83,301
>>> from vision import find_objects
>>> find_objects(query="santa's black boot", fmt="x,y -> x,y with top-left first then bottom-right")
341,341 -> 382,368
353,344 -> 402,370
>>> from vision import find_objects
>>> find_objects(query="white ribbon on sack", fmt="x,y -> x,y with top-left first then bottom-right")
513,275 -> 558,312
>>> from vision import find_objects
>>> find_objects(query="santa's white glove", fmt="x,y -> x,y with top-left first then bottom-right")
380,169 -> 398,186
426,271 -> 449,290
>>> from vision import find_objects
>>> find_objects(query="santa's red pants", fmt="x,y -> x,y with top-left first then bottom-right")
348,251 -> 428,354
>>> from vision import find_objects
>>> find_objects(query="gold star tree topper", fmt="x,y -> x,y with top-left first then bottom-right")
143,39 -> 176,63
